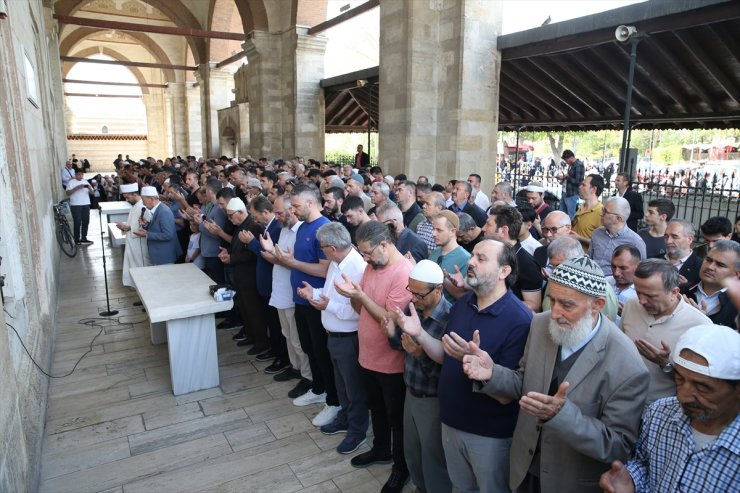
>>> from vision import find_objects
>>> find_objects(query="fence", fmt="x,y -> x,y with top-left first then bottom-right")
504,164 -> 740,235
323,153 -> 379,168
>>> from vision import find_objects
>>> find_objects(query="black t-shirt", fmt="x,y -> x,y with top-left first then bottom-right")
638,228 -> 666,258
512,242 -> 544,301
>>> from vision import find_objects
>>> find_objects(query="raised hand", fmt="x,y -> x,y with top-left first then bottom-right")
238,229 -> 254,244
462,341 -> 494,381
444,265 -> 465,289
381,313 -> 397,338
296,281 -> 314,301
273,245 -> 295,267
334,273 -> 363,299
403,251 -> 417,266
519,381 -> 570,421
259,231 -> 275,254
393,303 -> 422,338
308,294 -> 329,311
401,333 -> 423,357
442,329 -> 480,361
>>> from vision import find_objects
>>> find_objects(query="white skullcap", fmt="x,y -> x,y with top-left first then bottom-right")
164,178 -> 170,185
409,259 -> 444,285
246,178 -> 262,189
226,197 -> 246,212
525,182 -> 545,193
120,183 -> 138,193
672,325 -> 740,380
141,186 -> 158,197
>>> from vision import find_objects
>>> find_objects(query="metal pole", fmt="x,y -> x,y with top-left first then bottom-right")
620,34 -> 645,175
367,83 -> 372,164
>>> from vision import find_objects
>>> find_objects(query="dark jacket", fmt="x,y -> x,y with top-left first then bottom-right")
688,285 -> 738,329
396,228 -> 428,263
229,216 -> 263,291
621,188 -> 644,231
678,252 -> 703,295
450,202 -> 487,228
246,217 -> 281,297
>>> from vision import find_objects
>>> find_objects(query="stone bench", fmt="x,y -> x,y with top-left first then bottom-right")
98,201 -> 131,224
130,263 -> 233,395
107,222 -> 126,248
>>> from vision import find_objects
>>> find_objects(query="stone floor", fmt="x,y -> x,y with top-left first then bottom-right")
39,214 -> 412,493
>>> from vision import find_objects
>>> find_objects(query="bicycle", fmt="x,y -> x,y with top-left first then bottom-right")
53,201 -> 77,257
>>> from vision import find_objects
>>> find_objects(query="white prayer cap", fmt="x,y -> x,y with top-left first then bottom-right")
120,183 -> 138,194
246,178 -> 262,189
141,186 -> 158,197
226,197 -> 246,212
164,178 -> 170,184
672,325 -> 740,380
525,182 -> 546,193
409,259 -> 444,285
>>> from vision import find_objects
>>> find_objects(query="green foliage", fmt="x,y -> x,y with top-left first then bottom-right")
652,145 -> 683,164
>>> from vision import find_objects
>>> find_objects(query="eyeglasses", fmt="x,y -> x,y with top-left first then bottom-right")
600,209 -> 621,218
227,211 -> 238,218
358,243 -> 380,259
406,285 -> 436,299
542,225 -> 566,235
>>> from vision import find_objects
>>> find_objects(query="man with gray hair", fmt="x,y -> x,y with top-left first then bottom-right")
685,239 -> 740,329
376,202 -> 427,263
417,191 -> 447,252
664,219 -> 703,293
457,212 -> 484,254
369,181 -> 391,218
621,259 -> 711,404
464,256 -> 649,492
449,180 -> 487,227
491,181 -> 517,209
533,210 -> 572,269
588,196 -> 646,276
296,222 -> 369,452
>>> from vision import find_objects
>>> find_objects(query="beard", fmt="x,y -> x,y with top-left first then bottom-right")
548,310 -> 595,348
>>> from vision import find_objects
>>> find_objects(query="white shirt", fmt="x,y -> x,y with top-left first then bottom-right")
61,166 -> 75,188
314,248 -> 367,332
520,234 -> 541,256
269,221 -> 303,309
473,190 -> 490,211
66,178 -> 91,206
694,283 -> 725,316
665,252 -> 692,271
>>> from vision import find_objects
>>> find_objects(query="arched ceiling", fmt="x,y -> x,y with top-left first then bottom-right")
59,27 -> 176,83
63,47 -> 151,94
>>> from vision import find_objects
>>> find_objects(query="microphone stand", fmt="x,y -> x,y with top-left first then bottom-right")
98,208 -> 119,317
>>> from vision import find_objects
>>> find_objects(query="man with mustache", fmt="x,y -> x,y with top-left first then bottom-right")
600,325 -> 739,493
685,240 -> 740,329
463,255 -> 649,492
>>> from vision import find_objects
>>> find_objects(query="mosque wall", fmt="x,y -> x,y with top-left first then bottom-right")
0,1 -> 68,491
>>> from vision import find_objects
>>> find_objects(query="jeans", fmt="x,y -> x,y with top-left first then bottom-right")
70,204 -> 90,242
559,193 -> 579,220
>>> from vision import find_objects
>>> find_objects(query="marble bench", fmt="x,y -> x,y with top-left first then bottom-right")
107,222 -> 126,248
98,201 -> 132,225
130,263 -> 233,395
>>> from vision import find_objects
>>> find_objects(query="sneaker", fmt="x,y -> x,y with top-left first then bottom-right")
337,435 -> 367,455
232,329 -> 247,342
288,378 -> 313,399
79,239 -> 94,245
217,320 -> 242,330
381,470 -> 410,493
312,405 -> 341,427
292,390 -> 326,407
274,367 -> 301,382
350,450 -> 393,468
320,418 -> 348,435
265,359 -> 291,374
247,345 -> 270,356
236,338 -> 254,347
255,349 -> 275,361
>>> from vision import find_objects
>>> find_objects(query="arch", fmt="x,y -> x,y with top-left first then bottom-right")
208,0 -> 246,62
62,47 -> 151,94
54,0 -> 207,63
234,0 -> 269,34
59,27 -> 176,83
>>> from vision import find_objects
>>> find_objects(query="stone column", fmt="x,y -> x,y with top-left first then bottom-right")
379,0 -> 502,188
195,63 -> 234,158
143,91 -> 167,159
243,33 -> 282,157
166,83 -> 188,157
288,28 -> 326,159
186,84 -> 202,158
238,102 -> 250,156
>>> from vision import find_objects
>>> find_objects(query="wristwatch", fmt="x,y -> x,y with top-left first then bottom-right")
660,362 -> 674,374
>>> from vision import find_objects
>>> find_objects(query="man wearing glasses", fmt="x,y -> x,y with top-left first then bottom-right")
588,197 -> 647,276
532,210 -> 572,270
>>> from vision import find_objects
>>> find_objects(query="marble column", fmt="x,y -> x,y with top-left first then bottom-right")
379,0 -> 502,188
186,84 -> 202,158
143,91 -> 167,159
166,83 -> 188,157
243,32 -> 282,157
195,63 -> 234,158
288,28 -> 326,160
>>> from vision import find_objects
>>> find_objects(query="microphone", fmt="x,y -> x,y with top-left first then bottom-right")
141,207 -> 149,230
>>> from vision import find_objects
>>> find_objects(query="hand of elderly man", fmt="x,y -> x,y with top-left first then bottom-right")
519,381 -> 570,421
392,303 -> 421,338
462,341 -> 493,381
238,229 -> 254,244
401,333 -> 424,357
599,461 -> 636,493
442,330 -> 480,361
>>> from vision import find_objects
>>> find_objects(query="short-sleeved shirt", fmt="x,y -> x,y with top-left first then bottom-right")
291,215 -> 330,305
572,201 -> 603,249
638,228 -> 667,258
66,178 -> 91,206
438,290 -> 532,438
358,258 -> 414,374
588,225 -> 647,275
429,245 -> 470,301
513,242 -> 543,301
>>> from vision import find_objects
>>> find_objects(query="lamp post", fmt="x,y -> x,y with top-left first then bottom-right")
616,25 -> 647,177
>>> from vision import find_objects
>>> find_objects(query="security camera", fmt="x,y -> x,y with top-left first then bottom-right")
615,25 -> 637,43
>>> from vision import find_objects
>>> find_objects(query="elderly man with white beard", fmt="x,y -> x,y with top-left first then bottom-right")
462,256 -> 650,493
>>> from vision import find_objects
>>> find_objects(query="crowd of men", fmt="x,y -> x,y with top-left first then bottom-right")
63,150 -> 739,493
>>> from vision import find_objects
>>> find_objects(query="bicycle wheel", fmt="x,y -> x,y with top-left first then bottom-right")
58,221 -> 77,257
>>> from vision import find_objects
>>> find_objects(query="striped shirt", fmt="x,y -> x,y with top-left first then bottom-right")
627,397 -> 740,493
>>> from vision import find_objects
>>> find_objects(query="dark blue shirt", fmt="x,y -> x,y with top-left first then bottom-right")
438,289 -> 532,438
291,215 -> 330,305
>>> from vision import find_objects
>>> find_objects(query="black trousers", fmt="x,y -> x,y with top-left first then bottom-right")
362,367 -> 407,473
294,304 -> 338,406
261,295 -> 288,360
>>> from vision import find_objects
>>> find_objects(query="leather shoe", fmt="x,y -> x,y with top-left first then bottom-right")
255,349 -> 275,361
246,345 -> 270,356
273,368 -> 301,382
381,470 -> 409,493
264,359 -> 291,374
350,450 -> 392,468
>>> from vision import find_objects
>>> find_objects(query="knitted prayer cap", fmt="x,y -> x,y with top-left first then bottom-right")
549,255 -> 607,298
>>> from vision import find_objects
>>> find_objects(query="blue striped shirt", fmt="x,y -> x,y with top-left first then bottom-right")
627,397 -> 740,493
